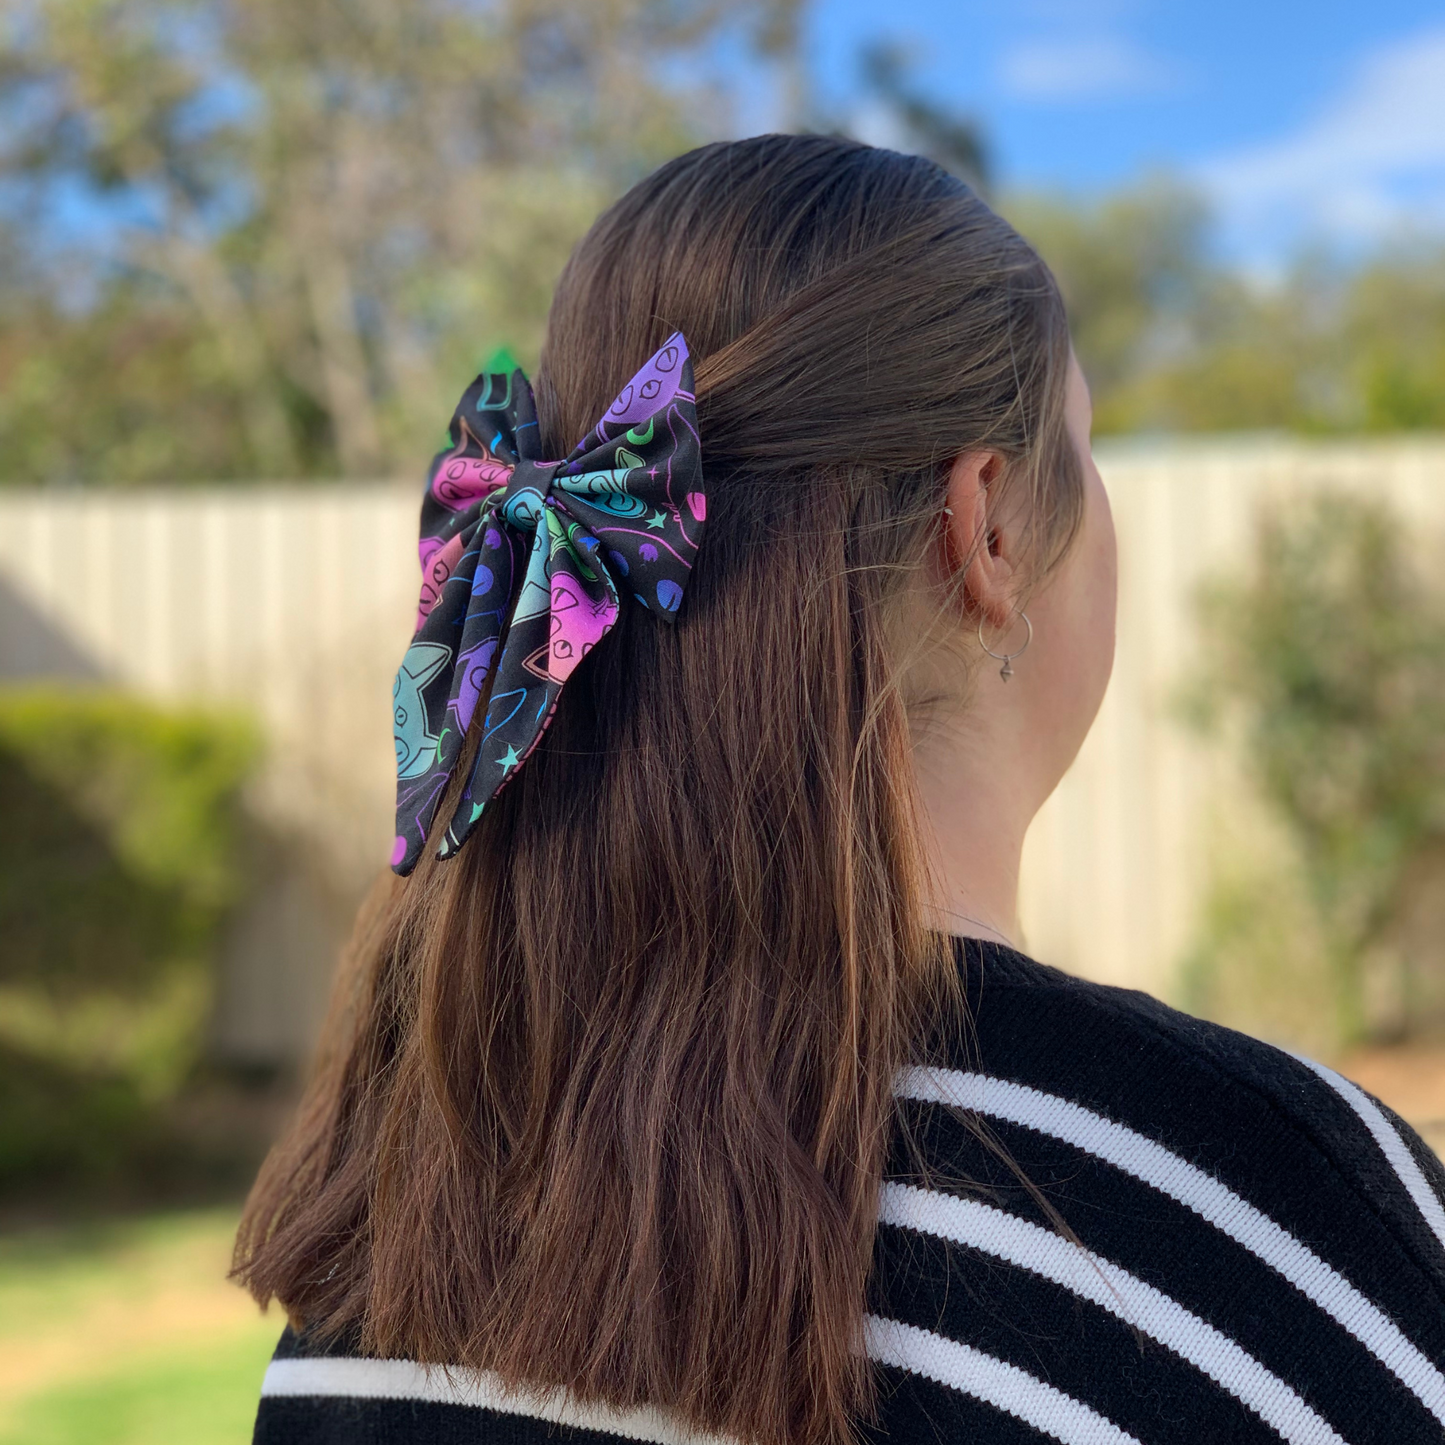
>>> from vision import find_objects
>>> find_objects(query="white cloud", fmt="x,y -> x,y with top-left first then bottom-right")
1196,26 -> 1445,258
997,35 -> 1179,102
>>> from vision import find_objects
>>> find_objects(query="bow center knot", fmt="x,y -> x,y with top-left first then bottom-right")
499,458 -> 561,531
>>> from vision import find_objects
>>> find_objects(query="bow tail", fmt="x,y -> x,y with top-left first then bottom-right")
392,512 -> 522,874
436,507 -> 620,859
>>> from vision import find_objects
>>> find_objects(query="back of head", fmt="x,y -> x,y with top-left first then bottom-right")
236,134 -> 1081,1445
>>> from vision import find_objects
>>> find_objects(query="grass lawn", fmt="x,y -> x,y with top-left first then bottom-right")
0,1208 -> 281,1445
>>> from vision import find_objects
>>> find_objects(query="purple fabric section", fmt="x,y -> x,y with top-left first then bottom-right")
574,337 -> 690,450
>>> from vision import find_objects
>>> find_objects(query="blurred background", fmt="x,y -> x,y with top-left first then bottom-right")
5,0 -> 1445,1439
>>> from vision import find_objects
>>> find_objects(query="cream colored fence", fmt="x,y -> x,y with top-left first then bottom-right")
0,485 -> 421,1061
3,442 -> 1444,1059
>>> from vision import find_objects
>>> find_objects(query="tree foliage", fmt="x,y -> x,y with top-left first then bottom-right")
1184,495 -> 1445,1045
0,0 -> 787,483
5,4 -> 1445,482
1011,188 -> 1445,438
1004,180 -> 1212,418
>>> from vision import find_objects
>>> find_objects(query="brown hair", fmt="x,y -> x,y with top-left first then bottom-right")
234,135 -> 1081,1445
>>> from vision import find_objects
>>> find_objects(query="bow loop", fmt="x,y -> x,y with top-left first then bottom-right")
389,333 -> 704,875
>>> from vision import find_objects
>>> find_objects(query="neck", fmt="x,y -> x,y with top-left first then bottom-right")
911,720 -> 1031,950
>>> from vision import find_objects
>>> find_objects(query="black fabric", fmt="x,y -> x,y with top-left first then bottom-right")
880,1111 -> 1431,1443
255,1398 -> 645,1445
937,946 -> 1445,1364
861,1367 -> 1059,1445
252,938 -> 1445,1444
870,1224 -> 1273,1443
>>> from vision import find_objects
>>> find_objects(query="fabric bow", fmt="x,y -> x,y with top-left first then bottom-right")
390,333 -> 705,875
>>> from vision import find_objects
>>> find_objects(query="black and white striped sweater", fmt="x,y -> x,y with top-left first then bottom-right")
254,939 -> 1445,1444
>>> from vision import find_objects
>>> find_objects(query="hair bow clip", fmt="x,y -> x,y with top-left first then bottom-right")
389,333 -> 705,875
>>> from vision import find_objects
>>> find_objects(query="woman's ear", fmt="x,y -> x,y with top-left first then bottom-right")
939,449 -> 1018,627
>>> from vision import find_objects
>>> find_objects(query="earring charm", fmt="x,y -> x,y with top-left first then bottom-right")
977,611 -> 1032,681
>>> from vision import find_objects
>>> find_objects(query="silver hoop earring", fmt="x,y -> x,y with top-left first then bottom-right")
977,611 -> 1032,681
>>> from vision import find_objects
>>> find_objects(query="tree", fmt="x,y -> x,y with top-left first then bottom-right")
1011,190 -> 1445,438
1346,246 -> 1445,431
1001,180 -> 1214,428
0,0 -> 793,482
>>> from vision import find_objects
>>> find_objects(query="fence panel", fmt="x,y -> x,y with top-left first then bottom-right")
4,442 -> 1445,1057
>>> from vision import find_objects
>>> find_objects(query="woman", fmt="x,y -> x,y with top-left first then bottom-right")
236,135 -> 1445,1445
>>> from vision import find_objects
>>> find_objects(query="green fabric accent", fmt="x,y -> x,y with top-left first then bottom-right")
480,345 -> 521,376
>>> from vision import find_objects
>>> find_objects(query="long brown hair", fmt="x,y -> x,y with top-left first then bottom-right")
234,135 -> 1082,1445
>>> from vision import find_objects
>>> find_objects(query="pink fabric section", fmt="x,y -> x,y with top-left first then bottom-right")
417,532 -> 465,630
548,574 -> 617,680
431,454 -> 512,511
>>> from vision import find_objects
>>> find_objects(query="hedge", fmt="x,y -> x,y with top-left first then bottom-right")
0,685 -> 258,1192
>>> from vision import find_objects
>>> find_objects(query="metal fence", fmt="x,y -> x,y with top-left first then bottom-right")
4,440 -> 1444,1061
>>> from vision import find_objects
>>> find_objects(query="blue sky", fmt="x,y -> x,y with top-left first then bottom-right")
789,0 -> 1445,269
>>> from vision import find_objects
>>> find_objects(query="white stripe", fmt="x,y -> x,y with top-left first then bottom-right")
263,1332 -> 1140,1445
896,1067 -> 1445,1426
864,1316 -> 1141,1445
260,1358 -> 735,1445
881,1182 -> 1346,1445
1289,1052 -> 1445,1257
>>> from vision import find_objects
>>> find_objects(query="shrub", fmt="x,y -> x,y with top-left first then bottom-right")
1183,494 -> 1445,1049
0,685 -> 258,1192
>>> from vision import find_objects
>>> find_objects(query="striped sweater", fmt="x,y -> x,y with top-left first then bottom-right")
254,938 -> 1445,1444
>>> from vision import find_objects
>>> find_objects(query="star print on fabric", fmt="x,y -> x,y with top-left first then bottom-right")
646,510 -> 667,529
497,743 -> 522,771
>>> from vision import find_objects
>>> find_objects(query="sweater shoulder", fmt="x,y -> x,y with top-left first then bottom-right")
910,937 -> 1445,1298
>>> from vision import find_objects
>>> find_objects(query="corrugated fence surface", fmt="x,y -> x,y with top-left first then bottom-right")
3,441 -> 1444,1057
